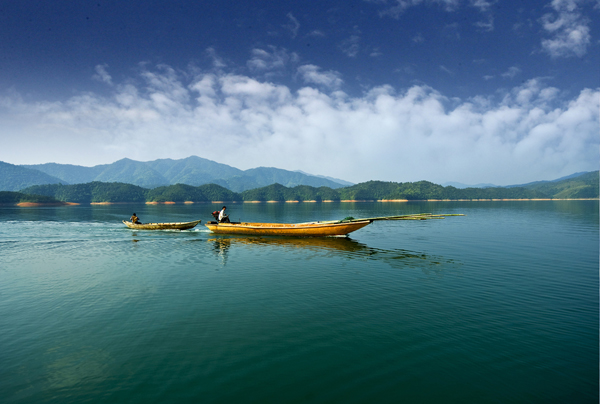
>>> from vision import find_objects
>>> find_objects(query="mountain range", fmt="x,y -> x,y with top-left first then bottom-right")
0,156 -> 597,198
0,156 -> 350,192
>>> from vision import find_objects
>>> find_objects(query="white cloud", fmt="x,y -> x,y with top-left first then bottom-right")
205,47 -> 226,68
474,14 -> 494,31
442,22 -> 461,40
378,0 -> 461,17
439,65 -> 454,75
540,0 -> 592,57
375,0 -> 492,17
469,0 -> 496,12
247,47 -> 299,72
371,0 -> 496,31
501,66 -> 521,79
370,48 -> 383,57
412,33 -> 425,43
93,64 -> 112,85
0,64 -> 597,185
283,13 -> 300,38
307,30 -> 326,37
340,35 -> 361,57
297,65 -> 344,89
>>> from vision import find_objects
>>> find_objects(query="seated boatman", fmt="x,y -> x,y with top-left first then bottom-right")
130,213 -> 142,224
218,206 -> 230,223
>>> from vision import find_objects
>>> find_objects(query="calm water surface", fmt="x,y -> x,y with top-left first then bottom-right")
0,201 -> 598,403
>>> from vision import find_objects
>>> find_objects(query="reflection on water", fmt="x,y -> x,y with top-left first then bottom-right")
208,235 -> 458,274
209,235 -> 366,252
211,237 -> 231,266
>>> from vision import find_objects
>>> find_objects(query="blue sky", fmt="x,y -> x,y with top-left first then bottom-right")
0,0 -> 598,185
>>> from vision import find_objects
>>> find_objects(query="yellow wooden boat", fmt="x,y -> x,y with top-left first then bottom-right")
122,219 -> 201,230
204,213 -> 463,237
204,220 -> 372,237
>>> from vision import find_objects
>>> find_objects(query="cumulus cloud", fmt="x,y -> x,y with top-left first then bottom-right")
540,0 -> 592,57
0,64 -> 597,185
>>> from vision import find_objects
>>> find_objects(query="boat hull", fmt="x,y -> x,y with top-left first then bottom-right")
204,220 -> 371,237
122,219 -> 201,230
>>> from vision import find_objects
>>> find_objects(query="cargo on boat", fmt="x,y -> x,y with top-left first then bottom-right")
122,219 -> 201,230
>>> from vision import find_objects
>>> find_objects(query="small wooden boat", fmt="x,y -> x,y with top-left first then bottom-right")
204,220 -> 372,237
204,213 -> 464,237
122,219 -> 201,230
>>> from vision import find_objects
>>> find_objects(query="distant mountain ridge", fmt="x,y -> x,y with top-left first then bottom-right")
443,171 -> 595,189
0,161 -> 66,192
506,171 -> 595,188
1,157 -> 597,198
294,170 -> 354,186
17,156 -> 349,192
442,181 -> 498,189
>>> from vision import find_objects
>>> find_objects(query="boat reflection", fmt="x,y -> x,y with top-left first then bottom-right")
211,237 -> 231,266
207,235 -> 458,274
208,235 -> 367,252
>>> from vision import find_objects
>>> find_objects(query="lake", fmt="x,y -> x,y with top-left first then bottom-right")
0,201 -> 598,403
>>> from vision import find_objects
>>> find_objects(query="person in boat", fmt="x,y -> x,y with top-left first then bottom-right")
218,206 -> 230,223
130,213 -> 142,224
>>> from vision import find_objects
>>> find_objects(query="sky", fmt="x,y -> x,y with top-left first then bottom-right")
0,0 -> 598,185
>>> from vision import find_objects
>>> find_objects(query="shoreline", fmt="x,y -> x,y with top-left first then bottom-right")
4,198 -> 597,206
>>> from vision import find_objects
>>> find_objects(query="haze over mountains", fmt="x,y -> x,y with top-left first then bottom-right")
1,156 -> 351,192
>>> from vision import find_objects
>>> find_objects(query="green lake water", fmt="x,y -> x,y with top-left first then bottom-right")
0,201 -> 598,403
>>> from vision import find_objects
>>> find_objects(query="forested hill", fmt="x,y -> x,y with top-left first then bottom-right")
18,171 -> 598,203
519,171 -> 599,199
0,191 -> 66,205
